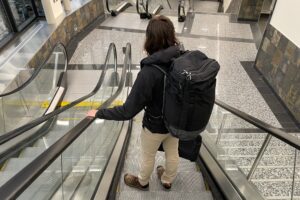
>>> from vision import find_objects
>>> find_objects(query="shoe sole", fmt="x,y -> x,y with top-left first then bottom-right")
125,182 -> 149,191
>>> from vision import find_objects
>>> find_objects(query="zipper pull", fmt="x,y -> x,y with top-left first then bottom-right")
187,72 -> 192,81
181,70 -> 188,75
181,70 -> 192,81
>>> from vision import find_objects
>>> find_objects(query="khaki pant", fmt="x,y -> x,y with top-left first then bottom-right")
138,128 -> 179,186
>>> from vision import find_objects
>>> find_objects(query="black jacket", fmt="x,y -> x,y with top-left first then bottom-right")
96,46 -> 181,133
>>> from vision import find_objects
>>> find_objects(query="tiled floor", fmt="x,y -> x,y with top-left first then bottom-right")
193,1 -> 220,13
191,14 -> 253,39
100,12 -> 184,33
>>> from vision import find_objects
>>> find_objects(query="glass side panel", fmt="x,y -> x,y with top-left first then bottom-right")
107,0 -> 123,11
0,45 -> 66,134
249,138 -> 296,200
61,77 -> 131,200
11,55 -> 131,199
0,41 -> 66,95
0,65 -> 109,188
17,156 -> 62,200
203,104 -> 300,199
0,44 -> 120,192
203,104 -> 267,188
144,0 -> 162,12
58,120 -> 123,199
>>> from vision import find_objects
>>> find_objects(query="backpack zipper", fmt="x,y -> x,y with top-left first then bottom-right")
179,60 -> 216,81
181,70 -> 192,80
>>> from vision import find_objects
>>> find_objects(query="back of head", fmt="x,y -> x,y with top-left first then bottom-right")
144,15 -> 179,55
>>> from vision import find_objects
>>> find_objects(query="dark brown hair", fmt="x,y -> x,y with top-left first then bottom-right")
144,15 -> 179,55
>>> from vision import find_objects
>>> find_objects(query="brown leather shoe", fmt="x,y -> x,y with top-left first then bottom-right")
124,173 -> 149,191
156,166 -> 172,190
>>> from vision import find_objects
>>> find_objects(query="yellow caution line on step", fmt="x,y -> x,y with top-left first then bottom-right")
58,100 -> 124,108
3,100 -> 124,108
4,100 -> 51,107
58,101 -> 103,108
0,160 -> 8,171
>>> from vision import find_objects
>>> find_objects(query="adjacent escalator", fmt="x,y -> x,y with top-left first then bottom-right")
0,43 -> 68,135
0,42 -> 120,166
106,0 -> 132,16
198,101 -> 300,200
0,42 -> 132,200
178,0 -> 187,22
136,0 -> 163,19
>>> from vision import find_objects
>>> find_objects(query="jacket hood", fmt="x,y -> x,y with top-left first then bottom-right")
141,46 -> 181,68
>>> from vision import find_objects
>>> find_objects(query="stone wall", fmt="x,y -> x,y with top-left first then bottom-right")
28,0 -> 104,68
255,24 -> 300,122
238,0 -> 264,21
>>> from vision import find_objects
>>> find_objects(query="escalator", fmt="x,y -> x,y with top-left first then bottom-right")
105,0 -> 133,16
0,42 -> 128,198
104,0 -> 163,18
198,101 -> 300,200
178,0 -> 187,22
0,43 -> 68,135
106,0 -> 187,23
0,42 -> 132,200
0,43 -> 299,200
136,0 -> 163,19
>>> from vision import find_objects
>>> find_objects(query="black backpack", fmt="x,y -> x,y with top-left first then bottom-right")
153,50 -> 220,141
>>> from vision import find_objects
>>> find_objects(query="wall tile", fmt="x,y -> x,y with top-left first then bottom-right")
271,49 -> 283,67
271,29 -> 281,46
284,41 -> 297,61
278,36 -> 288,52
28,0 -> 104,70
255,24 -> 300,122
238,0 -> 264,21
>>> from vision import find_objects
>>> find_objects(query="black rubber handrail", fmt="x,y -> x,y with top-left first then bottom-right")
215,99 -> 300,150
146,0 -> 149,16
0,43 -> 131,200
106,0 -> 112,13
178,0 -> 186,22
0,43 -> 117,145
145,0 -> 163,18
106,0 -> 131,16
136,0 -> 141,14
0,43 -> 68,97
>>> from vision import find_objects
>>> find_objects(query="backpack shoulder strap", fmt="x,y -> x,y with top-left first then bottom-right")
144,64 -> 167,117
151,64 -> 168,76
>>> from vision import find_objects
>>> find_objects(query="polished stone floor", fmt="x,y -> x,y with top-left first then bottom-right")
191,14 -> 253,39
193,1 -> 220,13
100,12 -> 184,33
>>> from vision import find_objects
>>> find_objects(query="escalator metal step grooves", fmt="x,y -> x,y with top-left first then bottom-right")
116,112 -> 213,200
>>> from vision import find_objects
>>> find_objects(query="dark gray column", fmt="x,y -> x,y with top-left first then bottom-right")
238,0 -> 264,21
255,24 -> 300,122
